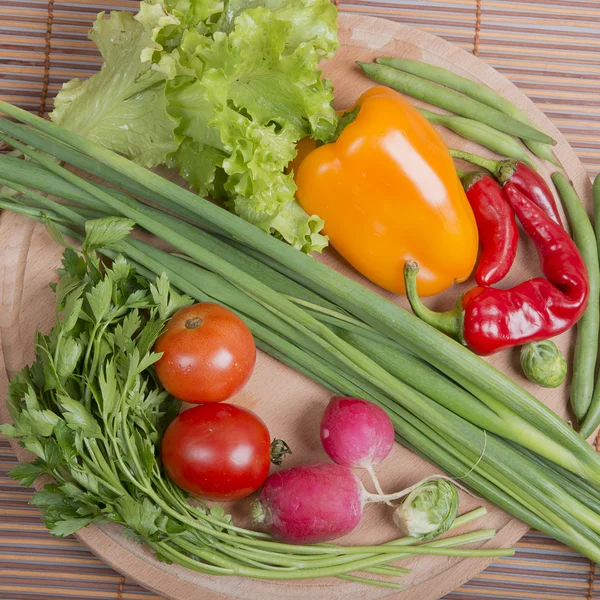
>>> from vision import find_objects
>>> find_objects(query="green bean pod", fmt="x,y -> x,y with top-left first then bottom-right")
523,141 -> 562,168
358,62 -> 553,145
551,173 -> 599,423
579,173 -> 600,439
376,57 -> 560,166
419,108 -> 535,168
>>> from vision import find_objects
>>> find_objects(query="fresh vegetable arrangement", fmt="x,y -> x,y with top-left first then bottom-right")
2,103 -> 600,568
2,5 -> 600,590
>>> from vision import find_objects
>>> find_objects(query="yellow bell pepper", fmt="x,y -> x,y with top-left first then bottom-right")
293,86 -> 478,297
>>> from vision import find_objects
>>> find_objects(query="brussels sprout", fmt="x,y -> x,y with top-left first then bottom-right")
392,478 -> 459,540
520,340 -> 567,388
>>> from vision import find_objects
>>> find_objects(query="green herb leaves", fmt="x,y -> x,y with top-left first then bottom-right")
84,217 -> 135,252
1,231 -> 191,541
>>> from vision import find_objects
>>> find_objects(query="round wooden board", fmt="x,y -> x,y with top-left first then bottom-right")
0,13 -> 594,600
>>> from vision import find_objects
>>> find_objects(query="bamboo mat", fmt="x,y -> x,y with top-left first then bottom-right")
1,0 -> 600,598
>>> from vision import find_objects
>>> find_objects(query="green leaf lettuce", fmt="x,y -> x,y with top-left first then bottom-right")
50,0 -> 339,253
51,11 -> 179,168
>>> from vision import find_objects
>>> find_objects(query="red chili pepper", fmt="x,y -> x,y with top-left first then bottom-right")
450,149 -> 563,226
461,171 -> 518,286
404,186 -> 588,355
501,161 -> 562,226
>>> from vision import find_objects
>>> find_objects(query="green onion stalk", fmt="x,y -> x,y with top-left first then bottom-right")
2,104 -> 600,561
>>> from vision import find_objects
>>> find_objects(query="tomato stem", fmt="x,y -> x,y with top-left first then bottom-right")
270,438 -> 292,466
185,316 -> 203,329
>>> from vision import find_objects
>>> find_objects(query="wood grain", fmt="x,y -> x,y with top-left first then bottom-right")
0,12 -> 595,600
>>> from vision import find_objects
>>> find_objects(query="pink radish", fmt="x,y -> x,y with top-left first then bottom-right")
252,462 -> 441,544
252,462 -> 363,543
320,396 -> 394,500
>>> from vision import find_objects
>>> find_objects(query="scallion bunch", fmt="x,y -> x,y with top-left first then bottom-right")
1,102 -> 600,564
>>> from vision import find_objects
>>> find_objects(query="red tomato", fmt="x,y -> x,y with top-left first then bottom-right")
161,404 -> 271,501
154,303 -> 256,403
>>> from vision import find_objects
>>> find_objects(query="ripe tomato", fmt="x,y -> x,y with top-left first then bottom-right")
161,403 -> 271,501
154,303 -> 256,404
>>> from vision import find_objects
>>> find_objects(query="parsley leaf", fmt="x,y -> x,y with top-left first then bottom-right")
84,217 -> 136,252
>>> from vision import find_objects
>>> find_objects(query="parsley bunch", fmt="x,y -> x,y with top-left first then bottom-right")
2,219 -> 192,539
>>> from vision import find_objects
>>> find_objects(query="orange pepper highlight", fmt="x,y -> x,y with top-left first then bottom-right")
294,86 -> 478,297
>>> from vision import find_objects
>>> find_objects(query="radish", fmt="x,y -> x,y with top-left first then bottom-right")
252,462 -> 363,544
252,462 -> 452,544
320,396 -> 394,500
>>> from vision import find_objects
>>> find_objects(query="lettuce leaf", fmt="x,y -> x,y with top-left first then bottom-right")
212,0 -> 339,54
50,11 -> 178,168
229,194 -> 328,253
165,5 -> 337,250
50,0 -> 339,253
196,8 -> 338,140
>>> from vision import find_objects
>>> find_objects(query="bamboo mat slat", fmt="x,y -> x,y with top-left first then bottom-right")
1,0 -> 600,598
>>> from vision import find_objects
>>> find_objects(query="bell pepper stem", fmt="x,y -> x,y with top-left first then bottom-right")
404,262 -> 463,341
333,106 -> 360,141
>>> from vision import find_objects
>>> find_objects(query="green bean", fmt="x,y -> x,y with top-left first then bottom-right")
579,174 -> 600,439
376,57 -> 560,166
419,108 -> 535,168
358,62 -> 554,145
551,173 -> 599,423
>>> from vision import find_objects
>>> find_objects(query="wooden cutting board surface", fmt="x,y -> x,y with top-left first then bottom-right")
0,12 -> 594,600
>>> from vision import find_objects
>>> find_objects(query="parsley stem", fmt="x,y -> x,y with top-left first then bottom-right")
86,438 -> 124,492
